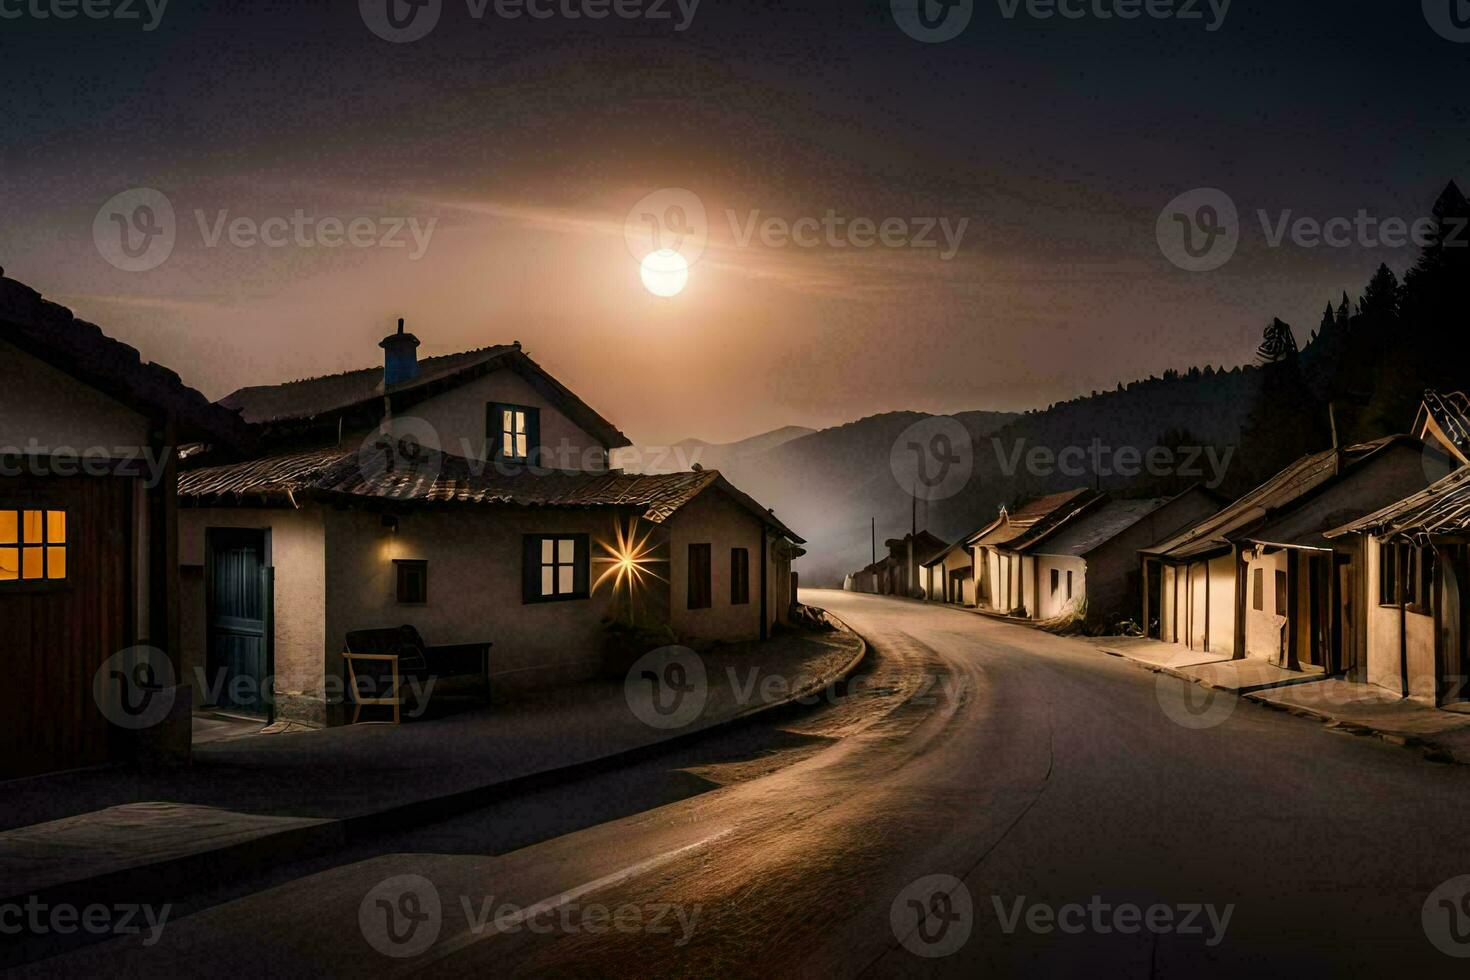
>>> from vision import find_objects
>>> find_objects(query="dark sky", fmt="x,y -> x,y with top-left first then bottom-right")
3,1 -> 1467,444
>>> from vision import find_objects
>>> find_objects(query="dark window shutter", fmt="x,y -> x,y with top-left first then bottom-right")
522,535 -> 540,603
573,533 -> 590,596
527,408 -> 542,467
487,403 -> 505,460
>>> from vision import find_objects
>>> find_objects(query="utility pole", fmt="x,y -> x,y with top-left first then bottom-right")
871,517 -> 876,566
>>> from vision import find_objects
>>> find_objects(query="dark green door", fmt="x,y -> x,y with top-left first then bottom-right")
207,528 -> 270,717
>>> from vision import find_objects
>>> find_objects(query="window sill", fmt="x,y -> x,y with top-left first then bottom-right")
524,592 -> 589,605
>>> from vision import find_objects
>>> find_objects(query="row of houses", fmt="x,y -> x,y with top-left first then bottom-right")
848,395 -> 1470,706
1,272 -> 804,777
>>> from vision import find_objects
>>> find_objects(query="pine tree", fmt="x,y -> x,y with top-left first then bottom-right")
1336,292 -> 1352,327
1319,302 -> 1336,336
1358,263 -> 1400,322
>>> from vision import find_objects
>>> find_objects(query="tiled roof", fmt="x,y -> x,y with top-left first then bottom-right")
220,346 -> 516,423
178,445 -> 802,541
1327,465 -> 1470,541
0,273 -> 252,447
220,343 -> 632,450
1143,437 -> 1401,561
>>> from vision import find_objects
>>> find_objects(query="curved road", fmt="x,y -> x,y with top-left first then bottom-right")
27,590 -> 1470,977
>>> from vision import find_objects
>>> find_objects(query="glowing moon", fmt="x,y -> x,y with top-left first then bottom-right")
639,249 -> 689,297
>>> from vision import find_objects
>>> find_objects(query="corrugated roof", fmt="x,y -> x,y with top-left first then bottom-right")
1327,465 -> 1470,541
1025,498 -> 1168,558
971,488 -> 1098,549
1143,438 -> 1400,561
1415,390 -> 1470,466
0,273 -> 252,447
178,445 -> 802,540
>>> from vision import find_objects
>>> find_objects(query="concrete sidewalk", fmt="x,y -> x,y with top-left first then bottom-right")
0,627 -> 865,927
1093,636 -> 1327,694
1092,634 -> 1470,761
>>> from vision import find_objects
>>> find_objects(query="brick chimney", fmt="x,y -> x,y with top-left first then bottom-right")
380,317 -> 420,387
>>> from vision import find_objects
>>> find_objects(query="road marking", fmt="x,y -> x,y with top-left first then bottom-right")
402,827 -> 734,969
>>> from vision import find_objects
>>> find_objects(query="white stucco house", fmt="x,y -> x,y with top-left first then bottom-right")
965,489 -> 1098,618
177,319 -> 802,726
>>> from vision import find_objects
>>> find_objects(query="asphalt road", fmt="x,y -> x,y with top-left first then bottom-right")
20,590 -> 1470,977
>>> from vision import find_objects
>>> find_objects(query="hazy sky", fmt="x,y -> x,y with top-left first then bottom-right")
3,1 -> 1467,445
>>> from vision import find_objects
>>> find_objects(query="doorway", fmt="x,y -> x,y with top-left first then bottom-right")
206,528 -> 273,719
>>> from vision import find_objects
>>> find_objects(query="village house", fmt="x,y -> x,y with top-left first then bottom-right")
1010,487 -> 1222,627
965,488 -> 1098,617
921,537 -> 979,606
176,319 -> 803,727
1321,392 -> 1470,701
0,273 -> 251,777
1141,434 -> 1449,674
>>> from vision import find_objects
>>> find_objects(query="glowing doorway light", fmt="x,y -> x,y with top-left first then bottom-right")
593,517 -> 667,596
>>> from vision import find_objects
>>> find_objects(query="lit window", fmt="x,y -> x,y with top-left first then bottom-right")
0,508 -> 67,582
524,534 -> 588,602
489,403 -> 539,462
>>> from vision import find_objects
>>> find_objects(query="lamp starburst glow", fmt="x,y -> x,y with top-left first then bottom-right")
593,517 -> 666,597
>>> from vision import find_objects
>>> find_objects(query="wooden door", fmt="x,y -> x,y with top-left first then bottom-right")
0,474 -> 132,778
206,529 -> 270,717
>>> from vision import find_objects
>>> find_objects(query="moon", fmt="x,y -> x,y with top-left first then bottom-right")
639,249 -> 689,297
